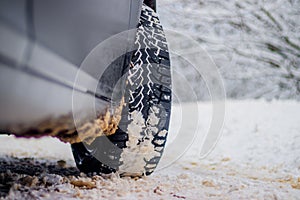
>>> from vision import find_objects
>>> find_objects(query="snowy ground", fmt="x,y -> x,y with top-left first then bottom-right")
0,100 -> 299,199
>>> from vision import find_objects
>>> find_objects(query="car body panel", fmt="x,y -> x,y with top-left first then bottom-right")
0,0 -> 143,135
33,0 -> 142,67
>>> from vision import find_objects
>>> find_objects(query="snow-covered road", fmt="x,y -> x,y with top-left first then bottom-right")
0,100 -> 299,199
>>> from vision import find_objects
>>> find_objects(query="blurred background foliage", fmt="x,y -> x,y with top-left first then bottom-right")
158,0 -> 300,101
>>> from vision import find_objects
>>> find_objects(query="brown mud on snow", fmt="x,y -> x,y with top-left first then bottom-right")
0,156 -> 80,198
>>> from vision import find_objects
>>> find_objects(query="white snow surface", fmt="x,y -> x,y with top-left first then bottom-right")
0,100 -> 300,199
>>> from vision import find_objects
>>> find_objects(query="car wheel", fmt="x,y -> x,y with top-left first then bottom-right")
71,4 -> 172,177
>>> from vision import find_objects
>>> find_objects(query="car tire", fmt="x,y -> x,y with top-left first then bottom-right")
71,4 -> 172,177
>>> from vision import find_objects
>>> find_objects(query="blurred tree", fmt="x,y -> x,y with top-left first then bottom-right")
159,0 -> 300,101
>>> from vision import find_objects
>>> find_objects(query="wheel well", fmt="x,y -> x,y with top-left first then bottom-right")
143,0 -> 156,12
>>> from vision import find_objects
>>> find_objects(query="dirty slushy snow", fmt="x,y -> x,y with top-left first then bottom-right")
0,100 -> 300,199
